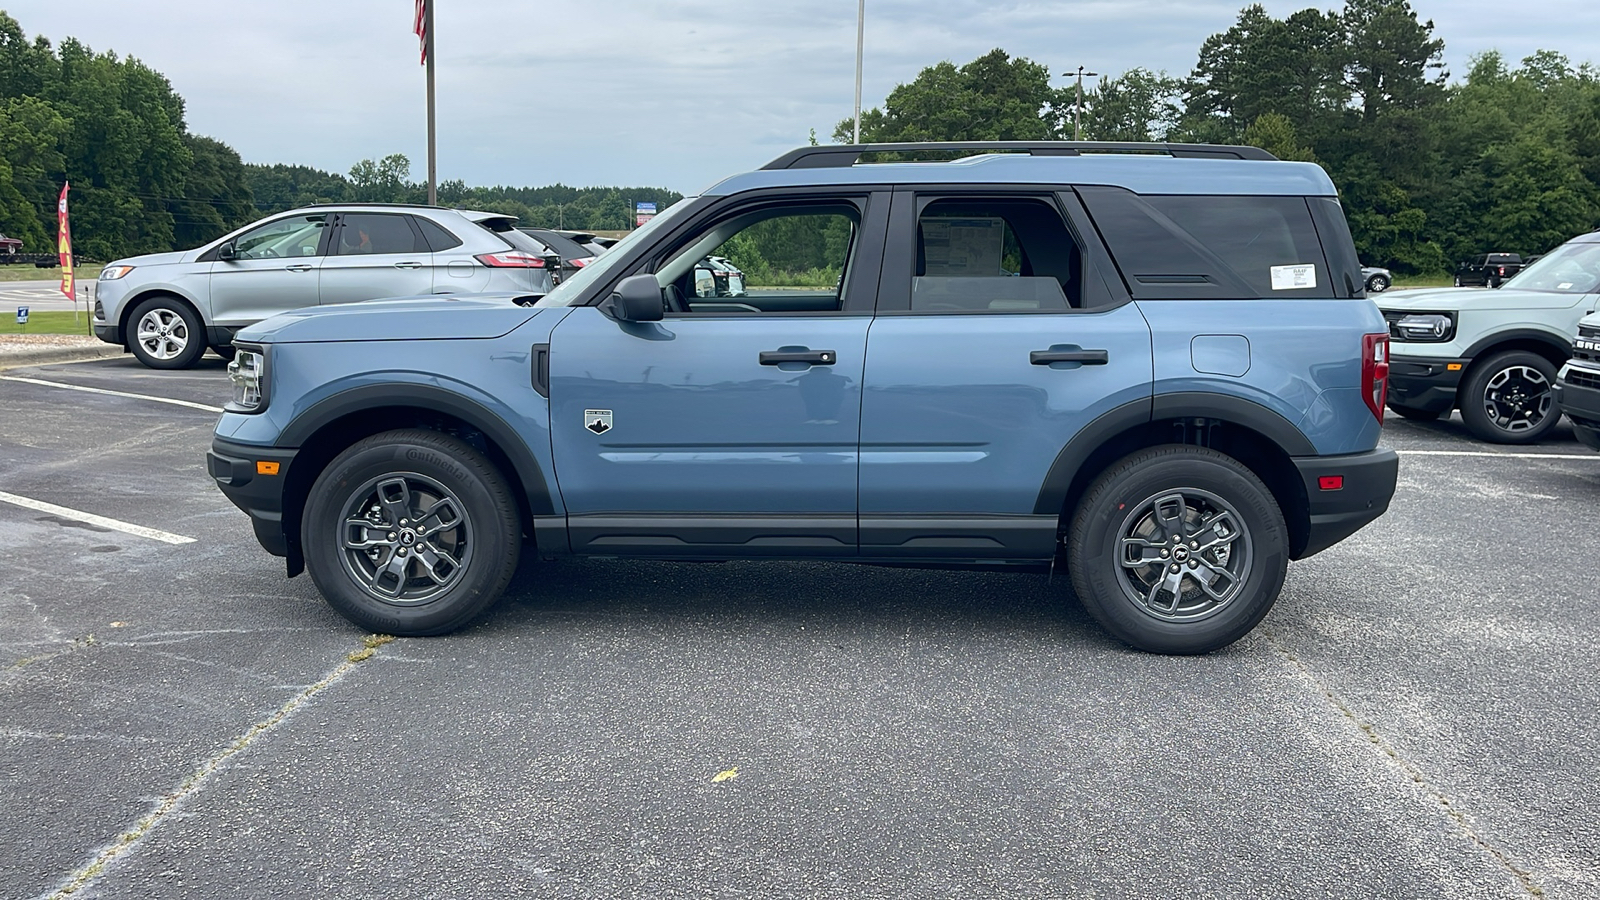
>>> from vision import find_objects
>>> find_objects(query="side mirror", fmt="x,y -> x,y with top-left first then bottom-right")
217,241 -> 237,261
604,274 -> 664,322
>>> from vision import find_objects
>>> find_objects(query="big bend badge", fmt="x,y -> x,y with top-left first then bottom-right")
584,409 -> 613,435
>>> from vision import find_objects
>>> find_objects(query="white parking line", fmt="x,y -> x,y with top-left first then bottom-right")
1396,449 -> 1597,460
0,375 -> 224,413
0,490 -> 196,545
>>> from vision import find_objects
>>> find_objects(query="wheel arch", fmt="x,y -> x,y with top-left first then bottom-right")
278,385 -> 554,574
117,289 -> 205,348
1037,393 -> 1316,559
1461,331 -> 1571,370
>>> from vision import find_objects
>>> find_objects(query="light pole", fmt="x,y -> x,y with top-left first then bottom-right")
853,0 -> 865,144
1064,65 -> 1098,141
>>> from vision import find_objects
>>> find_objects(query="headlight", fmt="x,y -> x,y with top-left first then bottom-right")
99,265 -> 135,280
226,345 -> 269,412
1395,313 -> 1455,342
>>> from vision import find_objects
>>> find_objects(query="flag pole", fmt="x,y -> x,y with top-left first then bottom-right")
425,0 -> 437,206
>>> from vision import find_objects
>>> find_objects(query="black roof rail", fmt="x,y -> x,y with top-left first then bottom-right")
301,201 -> 447,209
761,141 -> 1278,170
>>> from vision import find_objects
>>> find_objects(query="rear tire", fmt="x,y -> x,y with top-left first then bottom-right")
128,296 -> 205,369
1366,274 -> 1390,293
302,429 -> 521,636
1459,350 -> 1559,444
1387,403 -> 1441,421
1066,445 -> 1287,655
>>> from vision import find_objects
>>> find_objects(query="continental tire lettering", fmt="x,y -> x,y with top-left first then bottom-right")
404,448 -> 468,483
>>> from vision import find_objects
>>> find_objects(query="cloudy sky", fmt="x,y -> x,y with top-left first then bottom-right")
11,1 -> 1600,193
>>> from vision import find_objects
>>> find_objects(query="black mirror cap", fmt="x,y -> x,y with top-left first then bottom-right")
217,241 -> 237,261
607,274 -> 664,322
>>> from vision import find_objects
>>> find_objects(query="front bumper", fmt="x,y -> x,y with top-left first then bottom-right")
1554,362 -> 1600,452
208,437 -> 299,560
1387,353 -> 1468,414
94,323 -> 123,346
1291,448 -> 1399,559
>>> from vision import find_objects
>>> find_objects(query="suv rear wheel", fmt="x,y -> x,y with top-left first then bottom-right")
128,296 -> 206,369
302,429 -> 521,636
1459,350 -> 1559,444
1067,445 -> 1287,655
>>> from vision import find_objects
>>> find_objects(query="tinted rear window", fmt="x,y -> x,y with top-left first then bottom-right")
1078,187 -> 1335,299
416,217 -> 462,251
525,229 -> 594,260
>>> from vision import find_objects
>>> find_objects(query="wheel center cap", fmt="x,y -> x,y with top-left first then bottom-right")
1173,547 -> 1190,561
399,530 -> 417,546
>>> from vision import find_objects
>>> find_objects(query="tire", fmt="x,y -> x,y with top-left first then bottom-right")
1066,445 -> 1288,655
1366,274 -> 1390,293
1387,403 -> 1441,421
128,296 -> 206,369
302,429 -> 521,636
1459,350 -> 1560,444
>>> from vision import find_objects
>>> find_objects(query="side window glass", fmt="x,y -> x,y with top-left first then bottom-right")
414,217 -> 462,251
336,213 -> 423,256
234,215 -> 326,260
659,203 -> 859,313
912,198 -> 1080,312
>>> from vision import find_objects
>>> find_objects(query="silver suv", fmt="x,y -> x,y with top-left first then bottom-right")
93,204 -> 559,368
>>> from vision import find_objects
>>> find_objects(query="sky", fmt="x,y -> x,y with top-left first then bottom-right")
11,1 -> 1600,194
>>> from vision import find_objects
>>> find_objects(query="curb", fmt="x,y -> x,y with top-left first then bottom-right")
0,344 -> 126,372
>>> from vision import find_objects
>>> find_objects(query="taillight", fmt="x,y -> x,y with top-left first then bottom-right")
1362,332 -> 1389,422
1497,266 -> 1506,276
474,251 -> 546,268
568,257 -> 589,268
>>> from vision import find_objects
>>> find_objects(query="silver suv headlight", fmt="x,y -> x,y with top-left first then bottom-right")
99,265 -> 135,280
226,345 -> 269,412
1395,313 -> 1455,342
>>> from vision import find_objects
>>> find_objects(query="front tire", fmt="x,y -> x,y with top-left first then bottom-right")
1366,274 -> 1390,292
1067,445 -> 1287,655
128,296 -> 205,369
1458,350 -> 1559,444
302,429 -> 521,636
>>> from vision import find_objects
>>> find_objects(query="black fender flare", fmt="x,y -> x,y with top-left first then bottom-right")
280,383 -> 555,515
1461,329 -> 1571,363
1032,392 -> 1315,516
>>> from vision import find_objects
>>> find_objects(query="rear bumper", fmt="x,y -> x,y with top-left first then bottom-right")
1291,448 -> 1399,559
1554,363 -> 1600,452
208,437 -> 299,559
1387,354 -> 1468,413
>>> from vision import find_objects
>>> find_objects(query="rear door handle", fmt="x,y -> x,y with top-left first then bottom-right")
393,261 -> 424,269
1031,349 -> 1108,365
285,264 -> 314,273
760,349 -> 836,366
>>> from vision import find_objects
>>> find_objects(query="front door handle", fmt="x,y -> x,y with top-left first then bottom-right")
284,264 -> 314,273
393,261 -> 425,269
1031,349 -> 1108,366
760,349 -> 836,366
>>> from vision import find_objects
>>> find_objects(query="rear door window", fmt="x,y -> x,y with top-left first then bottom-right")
334,213 -> 426,256
1078,188 -> 1337,299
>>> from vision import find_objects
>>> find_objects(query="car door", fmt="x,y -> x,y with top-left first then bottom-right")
207,213 -> 330,325
546,191 -> 889,557
857,188 -> 1154,560
318,212 -> 435,305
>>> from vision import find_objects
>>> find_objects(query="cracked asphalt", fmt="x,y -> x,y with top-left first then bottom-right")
2,355 -> 1597,899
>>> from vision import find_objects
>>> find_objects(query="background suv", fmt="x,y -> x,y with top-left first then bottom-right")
94,204 -> 559,369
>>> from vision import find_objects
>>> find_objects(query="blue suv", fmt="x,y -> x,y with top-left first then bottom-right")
208,142 -> 1398,654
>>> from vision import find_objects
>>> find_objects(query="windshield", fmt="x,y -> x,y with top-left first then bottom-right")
1503,241 -> 1600,293
534,198 -> 698,307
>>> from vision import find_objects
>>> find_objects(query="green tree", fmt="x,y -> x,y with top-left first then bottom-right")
1080,68 -> 1184,141
834,48 -> 1064,143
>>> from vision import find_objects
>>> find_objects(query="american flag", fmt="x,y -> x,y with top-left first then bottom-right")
413,0 -> 428,65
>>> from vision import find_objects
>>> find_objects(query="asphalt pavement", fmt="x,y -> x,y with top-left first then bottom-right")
1,356 -> 1595,899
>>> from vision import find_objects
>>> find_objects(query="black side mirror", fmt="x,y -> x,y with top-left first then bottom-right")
604,274 -> 664,322
217,241 -> 237,261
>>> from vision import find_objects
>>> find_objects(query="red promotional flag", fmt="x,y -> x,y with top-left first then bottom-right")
414,0 -> 428,64
57,182 -> 73,301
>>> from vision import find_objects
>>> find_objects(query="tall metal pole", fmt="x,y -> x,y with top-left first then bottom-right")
425,0 -> 437,205
1069,65 -> 1098,141
853,0 -> 864,144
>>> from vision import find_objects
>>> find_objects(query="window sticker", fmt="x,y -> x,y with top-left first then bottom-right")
1269,264 -> 1316,290
921,217 -> 1005,276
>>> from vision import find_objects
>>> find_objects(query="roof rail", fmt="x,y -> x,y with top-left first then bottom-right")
301,201 -> 445,209
761,141 -> 1278,170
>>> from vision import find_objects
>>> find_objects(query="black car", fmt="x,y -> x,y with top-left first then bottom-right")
519,228 -> 600,283
1455,253 -> 1524,288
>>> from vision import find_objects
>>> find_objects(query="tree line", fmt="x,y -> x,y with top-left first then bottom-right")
837,0 -> 1600,274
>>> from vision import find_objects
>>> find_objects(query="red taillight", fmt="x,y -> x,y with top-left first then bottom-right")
1497,266 -> 1506,276
474,251 -> 546,268
568,257 -> 589,268
1362,332 -> 1389,422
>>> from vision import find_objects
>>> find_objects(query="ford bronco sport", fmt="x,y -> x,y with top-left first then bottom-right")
208,142 -> 1398,654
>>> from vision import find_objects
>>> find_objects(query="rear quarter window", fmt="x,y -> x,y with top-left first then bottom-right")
1078,187 -> 1339,299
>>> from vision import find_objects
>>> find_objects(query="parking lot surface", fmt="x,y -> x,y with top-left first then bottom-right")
2,355 -> 1596,899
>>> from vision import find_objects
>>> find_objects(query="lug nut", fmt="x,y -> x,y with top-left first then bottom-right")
1188,560 -> 1198,568
398,548 -> 408,557
1160,550 -> 1169,558
1170,564 -> 1180,573
387,532 -> 397,540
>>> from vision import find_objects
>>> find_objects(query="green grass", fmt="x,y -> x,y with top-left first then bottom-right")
0,263 -> 103,282
1389,273 -> 1454,289
0,310 -> 96,336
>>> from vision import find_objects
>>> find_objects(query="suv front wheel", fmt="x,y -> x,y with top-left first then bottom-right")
1459,350 -> 1559,444
1067,445 -> 1288,654
302,429 -> 522,636
129,296 -> 206,369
